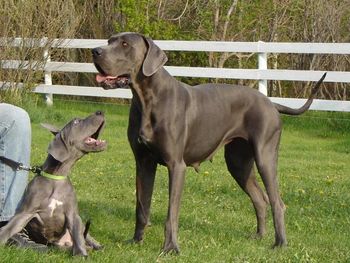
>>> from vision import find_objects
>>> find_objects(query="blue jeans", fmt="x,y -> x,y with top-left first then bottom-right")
0,103 -> 31,221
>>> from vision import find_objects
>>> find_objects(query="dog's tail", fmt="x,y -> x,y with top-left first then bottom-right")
273,72 -> 326,115
84,219 -> 91,239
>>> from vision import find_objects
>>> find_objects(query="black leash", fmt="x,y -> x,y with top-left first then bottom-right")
0,156 -> 41,174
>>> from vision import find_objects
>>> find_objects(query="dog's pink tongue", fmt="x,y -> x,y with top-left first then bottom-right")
85,137 -> 96,145
96,74 -> 107,83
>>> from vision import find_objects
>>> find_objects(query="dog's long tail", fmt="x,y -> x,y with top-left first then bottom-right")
273,72 -> 326,115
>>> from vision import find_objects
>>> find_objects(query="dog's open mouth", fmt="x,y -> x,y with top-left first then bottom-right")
95,73 -> 130,89
84,121 -> 107,149
84,137 -> 105,146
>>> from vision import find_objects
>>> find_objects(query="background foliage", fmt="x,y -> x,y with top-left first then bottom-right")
1,0 -> 349,105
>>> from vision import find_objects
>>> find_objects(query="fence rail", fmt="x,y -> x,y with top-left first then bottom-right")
1,38 -> 350,111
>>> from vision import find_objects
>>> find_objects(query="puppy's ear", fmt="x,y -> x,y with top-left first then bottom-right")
41,123 -> 60,136
142,36 -> 168,77
47,132 -> 70,163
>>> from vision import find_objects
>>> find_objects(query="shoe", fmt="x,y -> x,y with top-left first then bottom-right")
7,231 -> 48,252
0,221 -> 8,228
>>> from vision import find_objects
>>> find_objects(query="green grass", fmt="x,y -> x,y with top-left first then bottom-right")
1,98 -> 350,262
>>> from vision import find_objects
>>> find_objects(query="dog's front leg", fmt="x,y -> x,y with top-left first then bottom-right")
162,160 -> 186,254
0,212 -> 34,244
133,156 -> 157,243
68,214 -> 87,257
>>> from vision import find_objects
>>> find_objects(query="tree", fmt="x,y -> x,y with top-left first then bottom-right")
0,0 -> 82,105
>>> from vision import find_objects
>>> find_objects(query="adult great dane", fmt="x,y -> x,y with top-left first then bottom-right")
92,32 -> 326,254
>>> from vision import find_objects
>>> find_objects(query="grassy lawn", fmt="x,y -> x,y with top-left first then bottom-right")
1,98 -> 349,262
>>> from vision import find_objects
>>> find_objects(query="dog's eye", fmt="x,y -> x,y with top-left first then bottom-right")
73,119 -> 80,125
122,41 -> 128,47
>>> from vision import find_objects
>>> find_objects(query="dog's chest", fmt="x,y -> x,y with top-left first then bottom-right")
47,198 -> 64,217
27,197 -> 67,243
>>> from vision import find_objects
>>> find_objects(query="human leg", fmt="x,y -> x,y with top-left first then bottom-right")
0,103 -> 31,221
0,103 -> 47,251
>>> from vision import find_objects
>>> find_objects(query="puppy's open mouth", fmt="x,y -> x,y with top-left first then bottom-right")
84,121 -> 107,149
95,73 -> 130,89
84,137 -> 106,147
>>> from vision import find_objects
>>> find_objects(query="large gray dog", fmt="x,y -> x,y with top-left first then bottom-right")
92,32 -> 325,254
0,111 -> 106,256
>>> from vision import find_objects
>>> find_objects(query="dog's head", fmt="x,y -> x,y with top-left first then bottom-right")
41,111 -> 107,163
92,32 -> 168,89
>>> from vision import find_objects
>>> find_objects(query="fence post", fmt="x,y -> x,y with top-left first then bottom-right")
43,47 -> 53,106
258,41 -> 268,96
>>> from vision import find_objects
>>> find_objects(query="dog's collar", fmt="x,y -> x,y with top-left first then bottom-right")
40,172 -> 67,181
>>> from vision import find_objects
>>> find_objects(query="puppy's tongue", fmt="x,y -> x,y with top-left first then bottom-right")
85,137 -> 106,146
96,74 -> 117,83
85,137 -> 97,145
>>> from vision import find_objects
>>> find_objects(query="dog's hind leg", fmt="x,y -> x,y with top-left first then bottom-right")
253,131 -> 287,248
224,138 -> 269,238
85,233 -> 103,250
83,220 -> 103,250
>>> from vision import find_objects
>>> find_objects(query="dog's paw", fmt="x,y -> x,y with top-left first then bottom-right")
85,235 -> 103,251
124,238 -> 143,245
72,250 -> 88,257
159,243 -> 180,256
272,239 -> 288,249
72,244 -> 88,257
249,230 -> 266,240
89,243 -> 103,251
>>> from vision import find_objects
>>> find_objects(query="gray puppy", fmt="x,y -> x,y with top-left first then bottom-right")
0,111 -> 106,256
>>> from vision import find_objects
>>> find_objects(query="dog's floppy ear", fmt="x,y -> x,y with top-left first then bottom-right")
142,36 -> 168,77
47,132 -> 70,163
41,123 -> 60,136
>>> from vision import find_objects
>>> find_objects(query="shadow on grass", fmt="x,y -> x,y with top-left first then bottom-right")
77,197 -> 268,250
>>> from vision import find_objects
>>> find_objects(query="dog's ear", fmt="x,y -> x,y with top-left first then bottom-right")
47,132 -> 70,163
41,123 -> 60,136
142,37 -> 168,77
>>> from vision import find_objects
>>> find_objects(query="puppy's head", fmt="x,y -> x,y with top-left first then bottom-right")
42,111 -> 107,163
92,32 -> 167,89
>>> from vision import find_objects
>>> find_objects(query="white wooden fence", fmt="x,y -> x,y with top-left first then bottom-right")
1,38 -> 350,111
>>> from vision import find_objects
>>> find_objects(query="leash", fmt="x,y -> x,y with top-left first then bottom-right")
0,156 -> 66,180
0,156 -> 41,174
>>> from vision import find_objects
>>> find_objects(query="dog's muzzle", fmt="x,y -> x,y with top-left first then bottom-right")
95,73 -> 130,89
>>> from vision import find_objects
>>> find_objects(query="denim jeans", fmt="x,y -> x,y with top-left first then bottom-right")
0,103 -> 31,221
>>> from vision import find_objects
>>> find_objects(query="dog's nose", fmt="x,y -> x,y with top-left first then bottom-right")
92,47 -> 103,57
95,111 -> 103,116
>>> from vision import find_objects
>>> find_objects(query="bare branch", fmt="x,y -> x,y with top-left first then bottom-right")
222,0 -> 239,40
166,0 -> 189,21
158,0 -> 163,19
